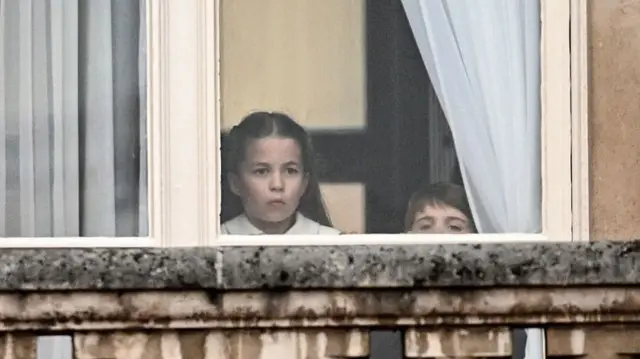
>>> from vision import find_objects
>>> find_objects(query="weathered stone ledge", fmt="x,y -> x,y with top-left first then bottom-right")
0,287 -> 637,330
0,241 -> 638,291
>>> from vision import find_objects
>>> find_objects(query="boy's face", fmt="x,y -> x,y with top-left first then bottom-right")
409,203 -> 473,234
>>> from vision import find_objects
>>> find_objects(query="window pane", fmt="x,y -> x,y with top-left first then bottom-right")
0,0 -> 147,237
219,0 -> 461,234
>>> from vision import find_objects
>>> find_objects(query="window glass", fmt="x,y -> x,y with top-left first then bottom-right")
219,0 -> 462,234
0,1 -> 147,237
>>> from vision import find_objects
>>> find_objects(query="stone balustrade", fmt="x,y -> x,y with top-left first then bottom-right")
0,241 -> 638,358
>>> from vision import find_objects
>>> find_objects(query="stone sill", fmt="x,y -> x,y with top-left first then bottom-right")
0,241 -> 637,291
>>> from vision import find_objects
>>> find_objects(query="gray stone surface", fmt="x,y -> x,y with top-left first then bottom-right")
0,248 -> 220,290
220,241 -> 640,288
0,241 -> 637,291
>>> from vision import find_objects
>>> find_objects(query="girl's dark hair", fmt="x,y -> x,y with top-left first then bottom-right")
220,111 -> 333,227
404,181 -> 476,232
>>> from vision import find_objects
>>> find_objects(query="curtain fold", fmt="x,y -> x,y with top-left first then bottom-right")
402,0 -> 541,234
401,1 -> 543,358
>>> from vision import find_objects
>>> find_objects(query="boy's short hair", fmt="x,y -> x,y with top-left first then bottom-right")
404,182 -> 476,232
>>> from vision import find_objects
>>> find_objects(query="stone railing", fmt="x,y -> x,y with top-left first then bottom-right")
0,241 -> 639,358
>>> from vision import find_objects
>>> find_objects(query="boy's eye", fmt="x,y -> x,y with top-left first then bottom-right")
253,168 -> 268,175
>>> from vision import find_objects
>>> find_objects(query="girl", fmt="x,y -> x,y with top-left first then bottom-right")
221,111 -> 340,235
404,182 -> 477,234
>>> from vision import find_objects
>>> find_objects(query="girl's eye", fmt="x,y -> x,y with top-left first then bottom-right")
449,225 -> 463,232
286,167 -> 299,175
253,168 -> 268,175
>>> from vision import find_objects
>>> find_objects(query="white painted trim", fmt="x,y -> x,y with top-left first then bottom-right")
212,0 -> 223,244
147,0 -> 219,246
570,0 -> 590,242
0,238 -> 154,248
211,233 -> 552,246
0,234 -> 551,248
531,2 -> 572,356
540,0 -> 572,242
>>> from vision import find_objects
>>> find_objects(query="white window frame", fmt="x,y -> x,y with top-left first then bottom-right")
0,0 -> 588,248
212,0 -> 589,246
570,0 -> 589,242
0,0 -> 219,247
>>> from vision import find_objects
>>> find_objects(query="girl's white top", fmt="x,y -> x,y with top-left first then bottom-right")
221,212 -> 340,235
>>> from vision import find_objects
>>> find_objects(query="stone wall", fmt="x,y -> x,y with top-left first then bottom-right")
590,0 -> 640,240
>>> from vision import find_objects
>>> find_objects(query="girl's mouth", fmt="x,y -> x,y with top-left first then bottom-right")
267,199 -> 286,207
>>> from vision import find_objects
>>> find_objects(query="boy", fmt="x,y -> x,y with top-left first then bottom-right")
404,182 -> 476,234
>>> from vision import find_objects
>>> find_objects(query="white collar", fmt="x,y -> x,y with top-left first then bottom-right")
222,212 -> 323,235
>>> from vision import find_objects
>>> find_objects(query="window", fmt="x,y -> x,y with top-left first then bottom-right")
0,1 -> 218,247
216,0 -> 583,242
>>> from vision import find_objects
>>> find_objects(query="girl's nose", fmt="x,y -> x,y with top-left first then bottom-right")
269,173 -> 284,191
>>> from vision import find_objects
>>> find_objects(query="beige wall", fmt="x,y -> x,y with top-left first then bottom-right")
220,0 -> 366,131
320,183 -> 365,233
589,0 -> 640,240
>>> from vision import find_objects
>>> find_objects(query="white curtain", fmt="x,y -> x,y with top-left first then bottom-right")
401,1 -> 543,359
0,0 -> 145,237
0,0 -> 145,357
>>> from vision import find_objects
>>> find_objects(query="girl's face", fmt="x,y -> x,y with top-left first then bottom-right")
409,203 -> 472,234
230,136 -> 309,232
